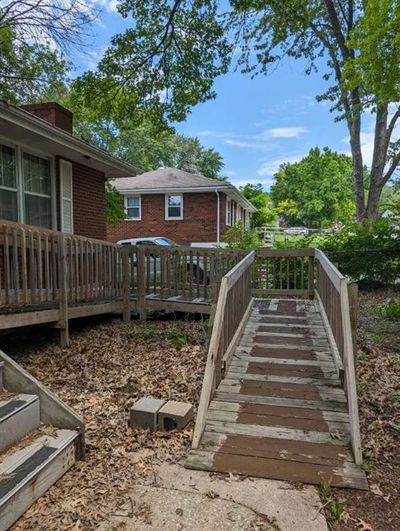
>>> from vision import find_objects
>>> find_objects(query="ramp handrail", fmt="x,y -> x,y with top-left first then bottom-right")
314,249 -> 362,464
192,250 -> 255,448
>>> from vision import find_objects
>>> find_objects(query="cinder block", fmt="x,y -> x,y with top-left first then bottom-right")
158,401 -> 194,431
129,397 -> 166,431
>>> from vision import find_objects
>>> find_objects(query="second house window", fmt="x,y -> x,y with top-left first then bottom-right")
165,194 -> 183,220
125,195 -> 141,220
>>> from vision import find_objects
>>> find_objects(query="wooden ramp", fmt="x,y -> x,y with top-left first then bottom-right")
186,298 -> 368,490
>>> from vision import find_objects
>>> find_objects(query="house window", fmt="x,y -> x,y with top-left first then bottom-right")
125,195 -> 141,220
226,199 -> 232,226
23,153 -> 52,228
0,142 -> 54,229
165,194 -> 183,220
0,144 -> 18,222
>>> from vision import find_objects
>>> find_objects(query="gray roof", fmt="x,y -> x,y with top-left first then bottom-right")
114,167 -> 257,211
115,167 -> 228,190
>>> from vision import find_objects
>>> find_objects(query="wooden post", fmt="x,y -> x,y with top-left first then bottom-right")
137,245 -> 146,321
348,282 -> 359,371
58,233 -> 69,347
122,246 -> 131,322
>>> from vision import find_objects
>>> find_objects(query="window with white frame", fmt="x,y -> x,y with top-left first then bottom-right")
125,195 -> 141,220
0,144 -> 18,222
165,194 -> 183,220
0,141 -> 53,229
226,198 -> 232,225
23,152 -> 52,228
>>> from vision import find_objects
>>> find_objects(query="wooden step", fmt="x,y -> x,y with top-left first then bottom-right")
0,394 -> 40,453
185,447 -> 368,490
0,429 -> 78,531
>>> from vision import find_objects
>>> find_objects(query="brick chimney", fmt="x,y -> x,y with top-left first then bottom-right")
21,102 -> 73,133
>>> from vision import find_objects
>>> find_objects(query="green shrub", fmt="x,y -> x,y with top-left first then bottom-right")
222,222 -> 262,250
376,301 -> 400,319
275,219 -> 400,285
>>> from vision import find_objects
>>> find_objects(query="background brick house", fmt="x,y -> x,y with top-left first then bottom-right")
107,168 -> 256,245
0,101 -> 137,240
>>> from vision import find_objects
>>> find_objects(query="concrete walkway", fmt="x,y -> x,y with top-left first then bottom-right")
104,462 -> 328,531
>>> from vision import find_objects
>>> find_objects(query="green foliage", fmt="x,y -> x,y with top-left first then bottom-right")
318,480 -> 344,523
240,183 -> 277,227
275,219 -> 400,285
222,222 -> 262,250
376,301 -> 400,320
319,220 -> 400,285
75,0 -> 231,125
63,88 -> 225,180
0,28 -> 70,104
344,0 -> 400,103
166,331 -> 188,349
270,147 -> 356,227
106,181 -> 125,226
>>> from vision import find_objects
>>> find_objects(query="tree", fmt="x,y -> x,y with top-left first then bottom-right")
270,148 -> 355,227
0,28 -> 70,104
94,0 -> 400,221
63,89 -> 226,179
0,0 -> 95,51
240,183 -> 276,227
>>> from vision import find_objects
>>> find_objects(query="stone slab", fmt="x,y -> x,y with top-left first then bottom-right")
158,400 -> 194,430
129,397 -> 166,431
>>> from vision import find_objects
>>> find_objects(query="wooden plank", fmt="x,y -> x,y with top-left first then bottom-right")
58,234 -> 69,347
222,298 -> 253,371
215,391 -> 348,412
204,419 -> 350,445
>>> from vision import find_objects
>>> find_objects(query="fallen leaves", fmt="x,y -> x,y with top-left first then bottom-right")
7,315 -> 208,530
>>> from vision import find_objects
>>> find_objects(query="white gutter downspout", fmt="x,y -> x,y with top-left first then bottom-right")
216,191 -> 220,243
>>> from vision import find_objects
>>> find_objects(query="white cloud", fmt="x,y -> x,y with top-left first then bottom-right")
257,154 -> 306,177
91,0 -> 119,12
231,177 -> 275,191
224,170 -> 237,177
262,127 -> 308,139
225,139 -> 267,149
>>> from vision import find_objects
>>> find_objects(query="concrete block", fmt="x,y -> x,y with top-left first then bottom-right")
158,401 -> 194,431
129,397 -> 166,431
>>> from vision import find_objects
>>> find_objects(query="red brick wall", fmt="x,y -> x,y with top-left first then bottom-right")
21,103 -> 73,133
107,192 -> 229,244
55,159 -> 106,240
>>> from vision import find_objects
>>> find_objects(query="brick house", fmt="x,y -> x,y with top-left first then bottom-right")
0,101 -> 138,240
107,168 -> 256,245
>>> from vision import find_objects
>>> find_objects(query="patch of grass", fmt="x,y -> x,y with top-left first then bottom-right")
166,331 -> 189,349
318,480 -> 345,523
362,450 -> 377,474
376,301 -> 400,319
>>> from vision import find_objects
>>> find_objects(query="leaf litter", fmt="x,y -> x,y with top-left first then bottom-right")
3,314 -> 208,530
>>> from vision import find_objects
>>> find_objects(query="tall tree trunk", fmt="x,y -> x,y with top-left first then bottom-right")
348,113 -> 366,222
365,105 -> 388,220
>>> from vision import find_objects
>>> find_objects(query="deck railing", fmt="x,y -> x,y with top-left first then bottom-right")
192,250 -> 255,448
0,222 -> 126,308
252,248 -> 315,296
314,249 -> 362,464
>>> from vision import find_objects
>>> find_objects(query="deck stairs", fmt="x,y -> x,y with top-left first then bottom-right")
0,357 -> 83,530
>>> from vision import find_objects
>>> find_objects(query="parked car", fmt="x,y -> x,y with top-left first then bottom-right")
117,236 -> 207,283
117,236 -> 179,247
283,227 -> 309,235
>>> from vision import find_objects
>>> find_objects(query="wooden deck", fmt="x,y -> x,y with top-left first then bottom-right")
186,298 -> 368,490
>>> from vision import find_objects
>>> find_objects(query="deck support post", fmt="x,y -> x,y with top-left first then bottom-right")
347,283 -> 358,371
137,246 -> 146,321
58,233 -> 69,347
122,247 -> 131,322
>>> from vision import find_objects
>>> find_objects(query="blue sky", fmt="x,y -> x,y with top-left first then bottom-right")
78,3 -> 376,191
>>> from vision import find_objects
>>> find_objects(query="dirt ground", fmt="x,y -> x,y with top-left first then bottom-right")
1,313 -> 209,530
329,289 -> 400,531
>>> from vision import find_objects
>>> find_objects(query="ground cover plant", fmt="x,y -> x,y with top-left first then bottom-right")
1,314 -> 208,530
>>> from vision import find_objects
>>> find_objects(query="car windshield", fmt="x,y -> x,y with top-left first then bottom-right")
154,237 -> 178,247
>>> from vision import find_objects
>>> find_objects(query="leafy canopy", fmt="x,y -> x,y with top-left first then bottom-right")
240,183 -> 277,227
270,147 -> 355,227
